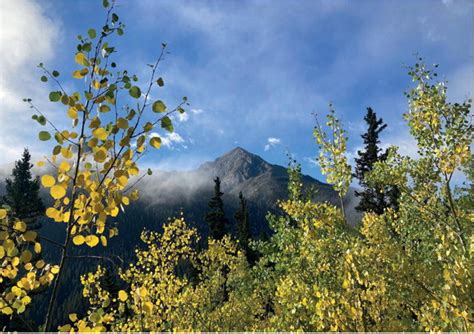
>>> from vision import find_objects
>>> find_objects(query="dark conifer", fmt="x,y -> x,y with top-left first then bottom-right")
205,177 -> 228,240
354,108 -> 399,214
235,191 -> 251,252
2,148 -> 44,228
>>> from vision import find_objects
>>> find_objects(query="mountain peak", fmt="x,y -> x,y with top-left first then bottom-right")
198,147 -> 271,185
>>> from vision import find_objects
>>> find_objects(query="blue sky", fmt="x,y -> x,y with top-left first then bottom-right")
0,0 -> 472,182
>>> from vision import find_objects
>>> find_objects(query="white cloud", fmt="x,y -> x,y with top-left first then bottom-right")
0,0 -> 60,163
177,112 -> 189,122
304,156 -> 319,168
264,137 -> 281,151
152,132 -> 185,149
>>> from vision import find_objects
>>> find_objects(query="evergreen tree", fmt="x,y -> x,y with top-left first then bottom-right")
2,148 -> 44,228
235,191 -> 250,252
205,177 -> 228,240
354,107 -> 398,214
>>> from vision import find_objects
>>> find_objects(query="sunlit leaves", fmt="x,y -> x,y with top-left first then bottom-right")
50,185 -> 66,200
152,100 -> 166,113
118,290 -> 128,302
73,235 -> 85,246
72,68 -> 89,79
41,175 -> 56,187
75,52 -> 89,66
150,137 -> 161,149
22,1 -> 191,326
313,107 -> 352,199
85,235 -> 99,247
1,207 -> 58,317
92,128 -> 108,140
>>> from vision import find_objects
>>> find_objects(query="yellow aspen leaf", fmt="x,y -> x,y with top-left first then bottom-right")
11,255 -> 20,265
34,242 -> 41,253
118,290 -> 128,301
93,128 -> 108,141
41,175 -> 56,187
61,147 -> 73,159
51,265 -> 60,274
342,278 -> 350,289
73,235 -> 85,245
138,287 -> 147,298
0,246 -> 4,258
129,166 -> 139,176
59,161 -> 71,172
122,196 -> 130,205
46,207 -> 59,219
143,301 -> 154,313
0,209 -> 6,219
85,235 -> 99,247
67,107 -> 78,119
69,313 -> 78,322
74,52 -> 88,66
36,160 -> 45,167
59,324 -> 72,332
51,185 -> 66,199
13,221 -> 27,232
110,206 -> 119,217
2,307 -> 13,315
92,80 -> 100,90
100,235 -> 107,247
150,137 -> 161,149
117,175 -> 128,187
23,231 -> 37,242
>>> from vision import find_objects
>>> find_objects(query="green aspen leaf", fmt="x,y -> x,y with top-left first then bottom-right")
112,13 -> 119,22
156,77 -> 164,86
82,42 -> 92,52
49,91 -> 61,102
152,100 -> 166,113
129,86 -> 141,99
41,75 -> 48,82
88,28 -> 96,39
161,116 -> 173,133
102,0 -> 109,8
37,115 -> 46,126
38,131 -> 51,141
117,28 -> 124,36
52,70 -> 59,77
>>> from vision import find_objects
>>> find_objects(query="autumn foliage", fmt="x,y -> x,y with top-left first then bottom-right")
1,1 -> 472,332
